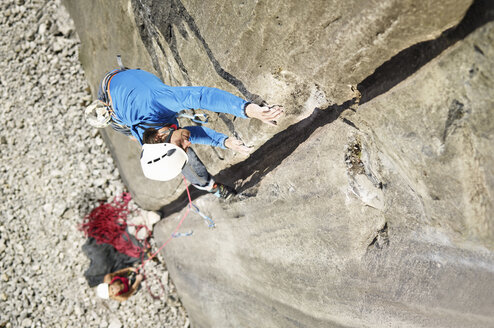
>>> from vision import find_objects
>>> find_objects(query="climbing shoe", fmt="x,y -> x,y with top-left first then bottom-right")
209,183 -> 236,199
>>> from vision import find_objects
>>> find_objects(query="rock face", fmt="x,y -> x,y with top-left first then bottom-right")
64,0 -> 473,210
156,21 -> 494,327
64,0 -> 494,327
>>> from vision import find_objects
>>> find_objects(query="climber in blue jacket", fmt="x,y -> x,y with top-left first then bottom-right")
85,68 -> 284,198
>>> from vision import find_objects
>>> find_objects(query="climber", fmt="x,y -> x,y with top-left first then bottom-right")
96,266 -> 143,302
85,67 -> 284,198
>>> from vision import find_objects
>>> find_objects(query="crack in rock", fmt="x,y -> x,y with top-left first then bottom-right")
345,137 -> 385,210
442,99 -> 470,142
367,222 -> 389,250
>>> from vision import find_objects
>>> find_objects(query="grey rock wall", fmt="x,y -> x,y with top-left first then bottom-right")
64,0 -> 494,327
64,0 -> 473,210
155,20 -> 494,327
354,21 -> 494,249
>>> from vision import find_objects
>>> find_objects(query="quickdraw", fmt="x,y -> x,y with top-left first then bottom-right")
177,113 -> 209,124
137,175 -> 216,299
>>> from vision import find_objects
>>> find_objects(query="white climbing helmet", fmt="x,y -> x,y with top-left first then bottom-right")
85,100 -> 111,128
96,283 -> 109,299
140,143 -> 189,181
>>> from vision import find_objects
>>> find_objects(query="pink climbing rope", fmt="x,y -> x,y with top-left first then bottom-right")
139,175 -> 194,299
137,175 -> 193,271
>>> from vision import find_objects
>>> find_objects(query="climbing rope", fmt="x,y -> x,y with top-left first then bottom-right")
81,175 -> 215,300
137,175 -> 216,299
79,192 -> 146,258
137,175 -> 193,271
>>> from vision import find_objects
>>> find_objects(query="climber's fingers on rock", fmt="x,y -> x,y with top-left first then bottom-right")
261,105 -> 284,122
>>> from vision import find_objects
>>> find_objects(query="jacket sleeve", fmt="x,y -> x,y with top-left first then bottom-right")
166,86 -> 249,118
184,126 -> 228,149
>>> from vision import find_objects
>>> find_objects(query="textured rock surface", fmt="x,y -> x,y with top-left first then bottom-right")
354,21 -> 494,249
64,0 -> 473,210
155,19 -> 494,328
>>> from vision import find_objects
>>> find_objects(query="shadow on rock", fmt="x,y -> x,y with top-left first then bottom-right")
358,0 -> 494,104
159,98 -> 357,217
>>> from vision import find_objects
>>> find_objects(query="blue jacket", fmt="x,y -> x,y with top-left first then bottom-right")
107,69 -> 249,145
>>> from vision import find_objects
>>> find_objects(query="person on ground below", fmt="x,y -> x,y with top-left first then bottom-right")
96,267 -> 143,302
85,67 -> 284,198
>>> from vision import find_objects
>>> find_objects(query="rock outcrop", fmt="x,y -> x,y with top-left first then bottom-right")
64,0 -> 474,210
64,0 -> 494,327
155,20 -> 494,327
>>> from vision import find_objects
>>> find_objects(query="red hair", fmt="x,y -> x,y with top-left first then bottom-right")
110,276 -> 129,295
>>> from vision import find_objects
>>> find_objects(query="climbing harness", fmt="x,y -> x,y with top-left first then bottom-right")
94,55 -> 211,137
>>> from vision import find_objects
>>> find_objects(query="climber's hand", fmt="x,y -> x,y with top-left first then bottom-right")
224,137 -> 253,155
245,103 -> 284,126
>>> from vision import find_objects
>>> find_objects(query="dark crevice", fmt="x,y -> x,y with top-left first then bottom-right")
442,99 -> 469,142
357,0 -> 494,105
226,99 -> 355,192
132,2 -> 164,80
367,222 -> 389,250
131,0 -> 261,102
152,0 -> 494,218
342,118 -> 359,130
160,99 -> 356,217
158,188 -> 208,217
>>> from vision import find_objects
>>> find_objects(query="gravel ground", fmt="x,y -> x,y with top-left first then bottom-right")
0,0 -> 188,327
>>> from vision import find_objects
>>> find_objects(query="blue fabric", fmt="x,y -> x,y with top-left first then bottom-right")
108,69 -> 248,145
184,126 -> 228,148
